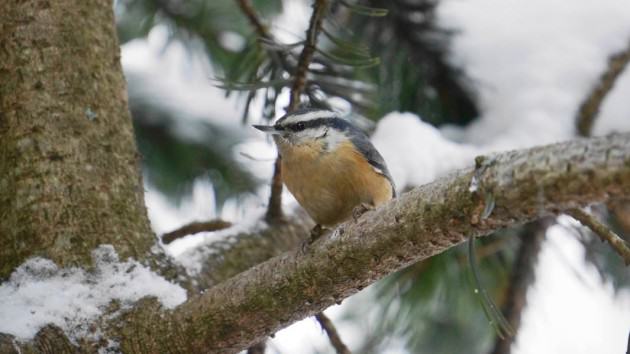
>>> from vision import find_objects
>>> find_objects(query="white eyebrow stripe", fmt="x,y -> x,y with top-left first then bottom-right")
281,110 -> 336,125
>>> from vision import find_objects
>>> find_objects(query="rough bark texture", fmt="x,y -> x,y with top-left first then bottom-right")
0,0 -> 154,278
106,133 -> 630,354
189,211 -> 313,289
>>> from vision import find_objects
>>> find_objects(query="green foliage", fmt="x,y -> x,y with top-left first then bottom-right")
350,232 -> 518,354
347,0 -> 479,125
116,0 -> 283,71
130,98 -> 259,206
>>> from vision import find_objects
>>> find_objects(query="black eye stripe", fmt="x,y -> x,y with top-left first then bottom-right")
283,117 -> 345,132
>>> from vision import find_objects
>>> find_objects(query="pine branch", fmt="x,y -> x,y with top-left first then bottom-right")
161,219 -> 233,244
576,38 -> 630,137
265,0 -> 330,224
288,0 -> 329,110
315,313 -> 351,354
566,208 -> 630,265
235,0 -> 271,39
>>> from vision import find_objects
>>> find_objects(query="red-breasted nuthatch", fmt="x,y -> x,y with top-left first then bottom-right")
254,108 -> 396,227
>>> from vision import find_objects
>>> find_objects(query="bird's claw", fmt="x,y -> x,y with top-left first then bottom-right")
352,203 -> 373,222
301,224 -> 324,253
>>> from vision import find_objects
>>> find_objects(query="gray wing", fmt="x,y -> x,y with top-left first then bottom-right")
347,127 -> 397,198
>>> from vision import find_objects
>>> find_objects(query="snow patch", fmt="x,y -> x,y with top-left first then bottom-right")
0,245 -> 186,342
371,112 -> 481,192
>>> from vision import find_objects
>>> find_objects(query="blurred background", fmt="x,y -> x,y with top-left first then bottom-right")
114,0 -> 630,353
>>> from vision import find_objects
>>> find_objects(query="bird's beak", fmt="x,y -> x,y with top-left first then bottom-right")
252,125 -> 280,134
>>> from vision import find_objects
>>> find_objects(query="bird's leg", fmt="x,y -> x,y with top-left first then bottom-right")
301,224 -> 325,252
310,224 -> 324,242
352,202 -> 374,222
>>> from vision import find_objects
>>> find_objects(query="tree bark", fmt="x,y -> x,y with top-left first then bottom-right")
0,0 -> 154,278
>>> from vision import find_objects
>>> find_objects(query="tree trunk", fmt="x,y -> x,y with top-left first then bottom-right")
0,0 -> 154,278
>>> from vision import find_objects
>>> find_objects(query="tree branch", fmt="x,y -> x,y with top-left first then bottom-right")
576,39 -> 630,137
266,0 -> 329,224
103,132 -> 630,354
289,0 -> 329,110
265,156 -> 285,223
315,313 -> 351,354
235,0 -> 271,40
161,219 -> 233,244
566,208 -> 630,265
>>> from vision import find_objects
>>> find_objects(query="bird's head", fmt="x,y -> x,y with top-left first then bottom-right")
253,108 -> 349,150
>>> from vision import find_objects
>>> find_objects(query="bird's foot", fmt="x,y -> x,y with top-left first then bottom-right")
301,224 -> 324,252
352,203 -> 373,222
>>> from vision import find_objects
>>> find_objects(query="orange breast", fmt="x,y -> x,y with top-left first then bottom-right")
280,140 -> 393,226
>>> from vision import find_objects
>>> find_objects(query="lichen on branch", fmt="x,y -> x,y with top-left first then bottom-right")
107,132 -> 630,354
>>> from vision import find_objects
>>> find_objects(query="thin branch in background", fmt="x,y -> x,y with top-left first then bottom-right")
288,0 -> 329,110
608,198 -> 630,235
315,313 -> 351,354
161,219 -> 232,244
566,208 -> 630,265
247,341 -> 266,354
235,0 -> 271,39
265,156 -> 284,222
265,0 -> 330,224
576,39 -> 630,137
490,219 -> 551,354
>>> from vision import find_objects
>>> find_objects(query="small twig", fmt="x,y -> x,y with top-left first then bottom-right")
161,219 -> 233,244
576,39 -> 630,137
288,0 -> 329,110
234,0 -> 293,77
246,341 -> 266,354
566,208 -> 630,265
315,313 -> 351,354
235,0 -> 271,39
265,156 -> 284,223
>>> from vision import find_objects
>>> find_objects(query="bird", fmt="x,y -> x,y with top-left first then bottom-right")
254,108 -> 396,236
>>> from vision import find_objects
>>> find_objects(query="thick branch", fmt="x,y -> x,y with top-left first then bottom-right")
235,0 -> 271,40
188,211 -> 313,290
109,133 -> 630,353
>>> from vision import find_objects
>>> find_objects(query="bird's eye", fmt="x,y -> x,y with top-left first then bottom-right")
296,122 -> 306,131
